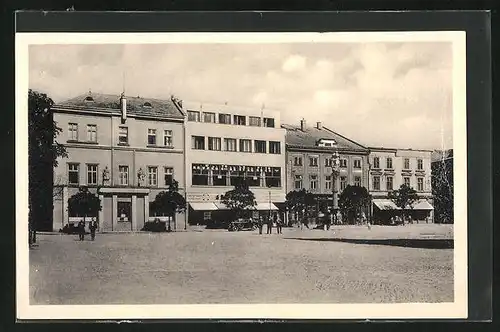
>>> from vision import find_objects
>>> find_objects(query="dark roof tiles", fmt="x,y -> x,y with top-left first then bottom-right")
54,93 -> 184,119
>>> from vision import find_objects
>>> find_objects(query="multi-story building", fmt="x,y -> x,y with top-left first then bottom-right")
368,147 -> 434,223
52,92 -> 186,232
283,120 -> 370,222
183,101 -> 286,224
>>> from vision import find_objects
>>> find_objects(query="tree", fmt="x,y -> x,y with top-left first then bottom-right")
388,184 -> 419,224
220,182 -> 256,218
28,89 -> 67,245
67,187 -> 102,224
150,179 -> 186,231
285,189 -> 316,223
432,150 -> 454,223
338,185 -> 371,224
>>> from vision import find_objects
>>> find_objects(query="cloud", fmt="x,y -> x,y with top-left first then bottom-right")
281,55 -> 307,73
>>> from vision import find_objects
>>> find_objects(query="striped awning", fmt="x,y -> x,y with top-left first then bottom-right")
373,200 -> 400,210
189,202 -> 218,211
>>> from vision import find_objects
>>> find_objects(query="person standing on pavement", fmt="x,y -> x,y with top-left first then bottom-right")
267,214 -> 273,234
257,216 -> 264,235
78,219 -> 85,241
276,215 -> 283,234
89,219 -> 98,241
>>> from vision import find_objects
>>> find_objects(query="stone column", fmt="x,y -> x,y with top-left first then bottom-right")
98,194 -> 104,232
112,194 -> 118,231
62,186 -> 68,228
144,195 -> 149,225
131,194 -> 137,231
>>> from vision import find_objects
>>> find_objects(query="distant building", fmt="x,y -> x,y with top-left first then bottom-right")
282,120 -> 370,222
368,147 -> 434,224
183,101 -> 286,225
52,92 -> 186,232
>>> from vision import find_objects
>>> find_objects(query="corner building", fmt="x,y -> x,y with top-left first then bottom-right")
52,92 -> 186,232
183,101 -> 286,224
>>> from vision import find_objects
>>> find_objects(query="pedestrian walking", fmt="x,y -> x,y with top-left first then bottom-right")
78,219 -> 85,241
89,219 -> 98,241
258,216 -> 263,235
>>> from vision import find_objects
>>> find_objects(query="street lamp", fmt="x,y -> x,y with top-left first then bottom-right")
331,150 -> 340,224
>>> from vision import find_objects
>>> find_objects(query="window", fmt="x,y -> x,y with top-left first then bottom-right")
164,167 -> 173,186
249,116 -> 261,127
224,138 -> 237,152
202,112 -> 215,123
86,124 -> 97,142
203,212 -> 212,221
246,168 -> 261,187
208,137 -> 222,151
163,130 -> 173,147
265,167 -> 281,188
234,115 -> 246,126
254,140 -> 267,153
404,177 -> 410,187
293,156 -> 303,166
187,111 -> 200,122
310,175 -> 318,191
148,129 -> 157,145
340,176 -> 347,191
212,168 -> 228,186
386,176 -> 393,191
404,158 -> 410,170
354,176 -> 361,186
148,166 -> 158,187
192,164 -> 209,185
119,165 -> 129,185
309,156 -> 318,167
68,163 -> 79,185
219,113 -> 231,124
353,159 -> 362,169
373,176 -> 380,190
373,157 -> 380,169
269,141 -> 281,154
87,164 -> 98,185
68,123 -> 78,141
386,157 -> 393,169
118,127 -> 128,145
417,159 -> 423,170
239,139 -> 252,153
340,159 -> 347,168
264,117 -> 275,128
325,175 -> 332,190
325,158 -> 333,167
417,178 -> 424,191
294,175 -> 302,189
192,136 -> 205,150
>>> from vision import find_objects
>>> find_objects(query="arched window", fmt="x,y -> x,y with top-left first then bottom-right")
84,96 -> 94,102
143,102 -> 152,108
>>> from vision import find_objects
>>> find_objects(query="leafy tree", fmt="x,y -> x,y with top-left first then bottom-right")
28,89 -> 67,244
432,150 -> 453,223
338,185 -> 371,224
150,179 -> 186,231
388,184 -> 419,223
68,187 -> 102,224
285,189 -> 316,223
221,182 -> 256,218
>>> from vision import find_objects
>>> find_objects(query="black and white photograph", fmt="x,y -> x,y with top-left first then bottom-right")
16,31 -> 467,320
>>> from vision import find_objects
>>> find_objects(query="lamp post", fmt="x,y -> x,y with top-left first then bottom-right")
331,150 -> 340,224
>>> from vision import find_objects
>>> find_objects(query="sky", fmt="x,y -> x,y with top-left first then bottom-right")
29,42 -> 453,150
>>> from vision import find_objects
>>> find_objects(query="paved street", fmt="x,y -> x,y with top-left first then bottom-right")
30,224 -> 454,305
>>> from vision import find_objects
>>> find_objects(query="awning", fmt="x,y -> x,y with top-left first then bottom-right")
373,200 -> 400,210
412,200 -> 434,210
189,202 -> 218,211
214,202 -> 230,210
254,202 -> 279,211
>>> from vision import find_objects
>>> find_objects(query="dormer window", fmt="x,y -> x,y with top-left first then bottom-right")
84,96 -> 94,102
143,102 -> 152,108
317,139 -> 337,147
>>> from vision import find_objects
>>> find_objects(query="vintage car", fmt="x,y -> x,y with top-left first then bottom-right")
227,218 -> 258,232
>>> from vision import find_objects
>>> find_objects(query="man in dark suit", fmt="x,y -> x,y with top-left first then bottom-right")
78,220 -> 85,241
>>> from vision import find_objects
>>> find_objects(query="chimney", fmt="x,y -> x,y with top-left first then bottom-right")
120,93 -> 127,122
316,121 -> 322,130
300,119 -> 306,131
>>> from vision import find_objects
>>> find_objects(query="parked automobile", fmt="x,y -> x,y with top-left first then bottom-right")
228,218 -> 258,232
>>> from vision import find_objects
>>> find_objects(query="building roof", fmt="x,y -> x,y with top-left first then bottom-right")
53,92 -> 185,119
369,146 -> 434,153
282,123 -> 368,152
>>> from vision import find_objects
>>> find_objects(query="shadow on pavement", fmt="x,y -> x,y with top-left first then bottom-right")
286,237 -> 454,249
